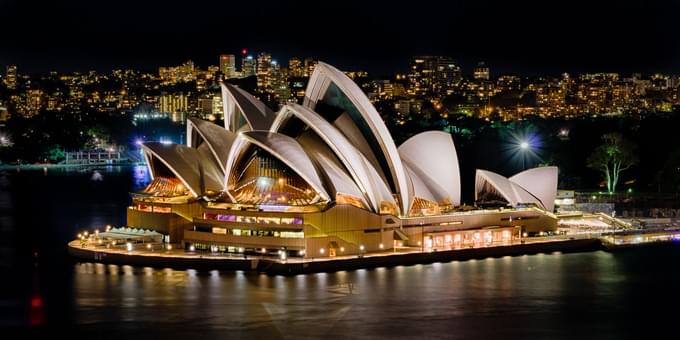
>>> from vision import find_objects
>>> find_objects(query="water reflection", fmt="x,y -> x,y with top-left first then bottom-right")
2,166 -> 680,339
63,248 -> 678,339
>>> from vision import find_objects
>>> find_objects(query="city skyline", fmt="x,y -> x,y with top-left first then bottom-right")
1,0 -> 679,75
3,2 -> 680,338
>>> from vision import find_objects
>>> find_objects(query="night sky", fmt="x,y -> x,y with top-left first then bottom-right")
0,0 -> 678,76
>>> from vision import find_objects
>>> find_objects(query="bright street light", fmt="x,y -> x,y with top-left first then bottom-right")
520,141 -> 529,149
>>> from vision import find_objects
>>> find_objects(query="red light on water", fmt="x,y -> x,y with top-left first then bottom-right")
31,296 -> 43,308
30,295 -> 45,325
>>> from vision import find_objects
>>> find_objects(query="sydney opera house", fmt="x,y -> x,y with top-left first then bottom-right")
128,62 -> 559,258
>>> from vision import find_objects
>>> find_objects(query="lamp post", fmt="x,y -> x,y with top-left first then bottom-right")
519,141 -> 530,170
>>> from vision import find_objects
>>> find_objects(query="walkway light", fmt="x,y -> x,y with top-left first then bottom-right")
126,242 -> 133,252
340,247 -> 345,252
379,243 -> 384,249
189,245 -> 195,252
167,244 -> 172,251
299,249 -> 306,256
359,245 -> 365,251
320,248 -> 325,255
146,244 -> 152,250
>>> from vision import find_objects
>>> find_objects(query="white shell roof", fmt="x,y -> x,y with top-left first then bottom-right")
475,168 -> 557,211
303,62 -> 409,215
221,83 -> 275,132
142,142 -> 223,197
510,166 -> 558,211
296,132 -> 370,210
399,131 -> 461,206
187,117 -> 237,173
236,131 -> 331,202
271,103 -> 395,213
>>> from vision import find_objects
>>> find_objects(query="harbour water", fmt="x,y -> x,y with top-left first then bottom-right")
1,166 -> 679,339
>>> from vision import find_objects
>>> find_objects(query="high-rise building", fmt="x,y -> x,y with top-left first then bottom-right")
434,57 -> 462,96
241,55 -> 256,78
220,54 -> 236,79
26,89 -> 44,117
256,53 -> 273,91
271,62 -> 291,107
474,62 -> 490,81
198,95 -> 223,119
159,92 -> 189,123
288,58 -> 304,77
178,60 -> 195,82
408,56 -> 461,98
159,61 -> 196,84
5,65 -> 17,89
304,58 -> 317,77
409,56 -> 435,97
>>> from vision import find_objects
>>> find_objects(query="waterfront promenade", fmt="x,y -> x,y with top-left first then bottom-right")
69,235 -> 605,275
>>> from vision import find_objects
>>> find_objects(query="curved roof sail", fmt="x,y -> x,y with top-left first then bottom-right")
403,162 -> 451,208
142,142 -> 223,197
226,131 -> 331,202
399,131 -> 461,206
475,168 -> 557,211
271,103 -> 395,213
303,62 -> 409,215
296,132 -> 370,210
510,166 -> 558,211
221,83 -> 275,132
186,117 -> 237,173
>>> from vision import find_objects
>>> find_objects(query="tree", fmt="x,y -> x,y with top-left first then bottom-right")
46,145 -> 66,163
587,133 -> 638,194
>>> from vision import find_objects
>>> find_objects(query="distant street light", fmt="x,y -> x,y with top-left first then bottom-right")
518,140 -> 531,170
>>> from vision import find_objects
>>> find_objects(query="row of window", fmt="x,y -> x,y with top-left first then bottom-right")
205,226 -> 305,239
203,212 -> 303,225
425,229 -> 515,249
188,243 -> 302,257
134,204 -> 172,214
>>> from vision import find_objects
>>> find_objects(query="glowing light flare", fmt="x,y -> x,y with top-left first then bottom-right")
504,129 -> 543,170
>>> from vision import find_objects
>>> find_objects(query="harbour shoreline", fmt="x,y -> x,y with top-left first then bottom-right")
68,237 -> 608,275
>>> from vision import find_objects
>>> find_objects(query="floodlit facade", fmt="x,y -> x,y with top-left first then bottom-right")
129,62 -> 558,258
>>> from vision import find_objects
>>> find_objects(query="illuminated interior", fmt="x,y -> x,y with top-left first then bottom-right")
229,151 -> 322,206
408,197 -> 441,216
143,177 -> 189,197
